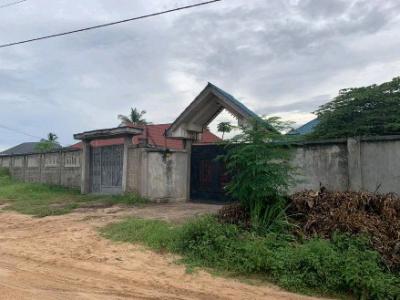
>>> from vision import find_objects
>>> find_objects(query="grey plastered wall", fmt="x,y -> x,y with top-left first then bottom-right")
359,137 -> 400,194
290,140 -> 349,193
290,136 -> 400,194
2,135 -> 400,199
126,146 -> 143,194
126,147 -> 188,202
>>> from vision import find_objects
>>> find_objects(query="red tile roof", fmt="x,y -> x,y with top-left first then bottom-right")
71,124 -> 220,150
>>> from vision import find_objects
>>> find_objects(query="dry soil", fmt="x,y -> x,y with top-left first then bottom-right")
0,203 -> 325,300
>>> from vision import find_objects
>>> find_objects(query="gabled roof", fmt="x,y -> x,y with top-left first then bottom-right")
288,118 -> 320,135
0,142 -> 62,155
167,83 -> 259,140
71,124 -> 220,150
209,83 -> 259,119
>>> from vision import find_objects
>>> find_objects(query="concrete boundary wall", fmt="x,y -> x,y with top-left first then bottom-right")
0,146 -> 187,201
126,147 -> 188,202
0,149 -> 82,189
290,135 -> 400,194
1,135 -> 400,199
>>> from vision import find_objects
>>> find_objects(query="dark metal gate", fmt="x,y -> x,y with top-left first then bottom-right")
91,145 -> 123,194
190,144 -> 230,202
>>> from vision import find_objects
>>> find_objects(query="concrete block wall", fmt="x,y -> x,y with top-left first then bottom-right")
0,149 -> 82,189
126,147 -> 188,202
359,137 -> 400,194
1,135 -> 400,200
61,150 -> 81,187
290,136 -> 400,194
25,154 -> 41,183
291,140 -> 349,193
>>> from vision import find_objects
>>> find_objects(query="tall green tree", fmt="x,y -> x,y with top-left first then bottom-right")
310,77 -> 400,139
35,132 -> 60,152
118,108 -> 148,126
217,121 -> 233,140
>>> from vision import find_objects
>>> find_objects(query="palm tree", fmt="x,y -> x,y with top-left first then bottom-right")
47,132 -> 58,142
35,132 -> 60,152
217,122 -> 233,140
118,108 -> 148,126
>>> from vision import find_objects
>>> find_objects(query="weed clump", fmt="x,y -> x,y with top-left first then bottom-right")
102,215 -> 400,299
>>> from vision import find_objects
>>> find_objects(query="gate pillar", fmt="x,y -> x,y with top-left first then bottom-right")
122,136 -> 132,193
183,140 -> 193,201
81,140 -> 91,194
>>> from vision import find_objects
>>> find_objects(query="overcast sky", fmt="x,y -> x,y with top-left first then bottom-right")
1,0 -> 400,150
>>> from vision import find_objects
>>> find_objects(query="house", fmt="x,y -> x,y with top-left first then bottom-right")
288,118 -> 319,135
71,124 -> 220,150
0,142 -> 61,156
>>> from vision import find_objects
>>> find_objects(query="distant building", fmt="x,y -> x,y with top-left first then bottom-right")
288,118 -> 319,135
0,142 -> 61,156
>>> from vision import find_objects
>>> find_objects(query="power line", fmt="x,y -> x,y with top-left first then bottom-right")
0,0 -> 222,49
0,124 -> 67,146
0,0 -> 27,9
0,123 -> 43,140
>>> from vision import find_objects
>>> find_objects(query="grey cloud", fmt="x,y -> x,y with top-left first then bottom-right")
296,0 -> 348,19
259,94 -> 330,114
1,0 -> 400,150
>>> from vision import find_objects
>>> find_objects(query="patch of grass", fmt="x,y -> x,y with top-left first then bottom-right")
0,168 -> 148,217
101,215 -> 400,299
101,218 -> 176,251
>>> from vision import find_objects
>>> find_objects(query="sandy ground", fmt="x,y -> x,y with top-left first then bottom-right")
0,203 -> 325,300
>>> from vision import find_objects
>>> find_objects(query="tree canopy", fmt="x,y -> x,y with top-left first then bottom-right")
310,77 -> 400,139
118,108 -> 148,126
217,121 -> 233,140
35,132 -> 60,152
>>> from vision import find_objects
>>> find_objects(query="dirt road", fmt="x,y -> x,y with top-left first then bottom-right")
0,204 -> 323,300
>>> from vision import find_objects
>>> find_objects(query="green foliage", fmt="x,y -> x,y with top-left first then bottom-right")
0,171 -> 147,217
47,132 -> 58,142
262,116 -> 295,133
217,121 -> 234,140
0,167 -> 10,177
101,218 -> 175,251
222,117 -> 293,230
311,77 -> 400,139
118,107 -> 148,125
271,234 -> 400,298
35,140 -> 59,152
102,215 -> 400,299
35,132 -> 60,152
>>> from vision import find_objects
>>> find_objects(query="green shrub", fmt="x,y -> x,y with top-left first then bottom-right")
173,215 -> 243,267
221,117 -> 294,231
102,215 -> 400,299
270,235 -> 400,298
